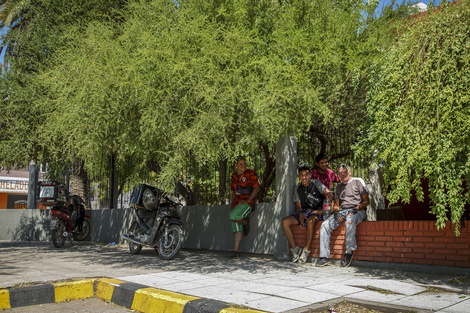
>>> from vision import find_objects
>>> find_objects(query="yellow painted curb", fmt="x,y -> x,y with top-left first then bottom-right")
53,279 -> 96,302
131,287 -> 199,313
95,278 -> 126,302
0,289 -> 10,310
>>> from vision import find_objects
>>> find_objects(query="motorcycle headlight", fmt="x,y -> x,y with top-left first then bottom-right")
142,188 -> 158,211
39,186 -> 55,198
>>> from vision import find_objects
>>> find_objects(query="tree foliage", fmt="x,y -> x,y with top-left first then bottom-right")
1,0 -> 407,201
362,0 -> 470,234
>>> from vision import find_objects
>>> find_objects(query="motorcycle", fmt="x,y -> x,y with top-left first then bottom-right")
122,184 -> 183,260
38,181 -> 91,248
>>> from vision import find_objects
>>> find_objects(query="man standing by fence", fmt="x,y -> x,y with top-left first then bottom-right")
226,156 -> 260,259
316,164 -> 369,267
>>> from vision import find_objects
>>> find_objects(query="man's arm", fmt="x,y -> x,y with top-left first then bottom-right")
246,185 -> 260,203
355,193 -> 370,211
237,185 -> 260,206
332,198 -> 340,212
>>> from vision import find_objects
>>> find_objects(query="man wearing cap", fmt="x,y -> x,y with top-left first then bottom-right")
226,156 -> 260,258
316,164 -> 369,267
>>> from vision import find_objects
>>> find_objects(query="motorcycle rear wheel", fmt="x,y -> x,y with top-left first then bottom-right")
74,219 -> 90,241
51,220 -> 66,248
157,224 -> 183,260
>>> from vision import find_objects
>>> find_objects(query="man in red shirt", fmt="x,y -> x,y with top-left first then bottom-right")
226,156 -> 260,258
311,153 -> 339,195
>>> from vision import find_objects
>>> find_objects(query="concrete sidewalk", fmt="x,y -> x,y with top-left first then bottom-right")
1,241 -> 469,312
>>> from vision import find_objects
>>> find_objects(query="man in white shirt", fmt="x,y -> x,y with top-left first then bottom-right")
316,164 -> 369,267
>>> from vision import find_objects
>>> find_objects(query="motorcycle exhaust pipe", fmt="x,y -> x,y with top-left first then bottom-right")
122,234 -> 142,246
63,232 -> 73,238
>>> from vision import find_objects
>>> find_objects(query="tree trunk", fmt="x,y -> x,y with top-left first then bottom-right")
218,159 -> 227,205
257,143 -> 276,203
70,160 -> 91,209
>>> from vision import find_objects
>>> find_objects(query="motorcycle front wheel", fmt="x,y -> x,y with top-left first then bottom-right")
51,220 -> 66,248
128,221 -> 143,254
74,219 -> 91,241
157,224 -> 183,260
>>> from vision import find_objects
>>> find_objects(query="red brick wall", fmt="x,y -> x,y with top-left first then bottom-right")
292,220 -> 470,268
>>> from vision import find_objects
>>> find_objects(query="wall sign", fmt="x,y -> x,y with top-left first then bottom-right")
0,177 -> 29,194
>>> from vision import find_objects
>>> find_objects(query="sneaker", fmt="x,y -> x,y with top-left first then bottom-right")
225,251 -> 240,259
298,249 -> 310,263
341,252 -> 354,267
291,246 -> 302,263
315,258 -> 330,267
243,217 -> 251,236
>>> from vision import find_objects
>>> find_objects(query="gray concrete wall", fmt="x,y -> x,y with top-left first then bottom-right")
0,208 -> 134,244
0,209 -> 51,241
180,203 -> 280,255
0,204 -> 286,256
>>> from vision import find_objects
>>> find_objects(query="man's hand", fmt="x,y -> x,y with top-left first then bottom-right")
299,213 -> 306,226
334,211 -> 343,222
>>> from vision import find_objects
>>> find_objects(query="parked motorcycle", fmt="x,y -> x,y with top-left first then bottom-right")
38,181 -> 91,248
122,184 -> 183,260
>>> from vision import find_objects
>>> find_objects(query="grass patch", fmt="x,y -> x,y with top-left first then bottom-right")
229,303 -> 252,310
366,286 -> 400,295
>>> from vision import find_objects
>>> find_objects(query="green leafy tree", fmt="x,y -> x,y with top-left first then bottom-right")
1,0 -> 410,205
363,0 -> 470,234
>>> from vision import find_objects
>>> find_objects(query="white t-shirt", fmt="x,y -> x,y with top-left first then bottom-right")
334,177 -> 369,209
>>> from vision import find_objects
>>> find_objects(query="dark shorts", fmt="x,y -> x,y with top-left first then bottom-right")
292,209 -> 323,225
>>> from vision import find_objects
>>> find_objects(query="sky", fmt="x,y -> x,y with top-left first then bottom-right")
0,0 -> 438,66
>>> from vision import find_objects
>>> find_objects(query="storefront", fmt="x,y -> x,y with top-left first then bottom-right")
0,175 -> 29,209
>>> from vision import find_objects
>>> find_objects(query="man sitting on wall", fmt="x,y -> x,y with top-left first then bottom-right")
310,153 -> 339,191
316,164 -> 369,268
226,156 -> 260,259
282,166 -> 331,263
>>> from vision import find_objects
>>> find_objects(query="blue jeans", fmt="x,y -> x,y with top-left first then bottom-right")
319,209 -> 367,258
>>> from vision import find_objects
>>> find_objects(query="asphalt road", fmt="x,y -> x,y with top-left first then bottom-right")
1,298 -> 133,313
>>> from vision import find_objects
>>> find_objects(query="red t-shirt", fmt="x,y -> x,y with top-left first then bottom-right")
231,169 -> 259,208
310,168 -> 339,189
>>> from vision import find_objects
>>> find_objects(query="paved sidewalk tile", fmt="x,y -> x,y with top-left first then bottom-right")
307,282 -> 365,296
183,285 -> 267,303
274,288 -> 339,303
436,297 -> 470,313
227,281 -> 297,295
342,278 -> 427,295
245,296 -> 309,313
388,291 -> 468,311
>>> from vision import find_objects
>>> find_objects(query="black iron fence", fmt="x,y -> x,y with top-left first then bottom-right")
41,127 -> 371,209
297,127 -> 372,190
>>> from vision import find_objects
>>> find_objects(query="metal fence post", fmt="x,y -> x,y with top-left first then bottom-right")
27,162 -> 38,210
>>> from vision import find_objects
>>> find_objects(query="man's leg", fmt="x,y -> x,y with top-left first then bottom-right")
319,214 -> 342,258
345,210 -> 367,253
298,216 -> 319,263
229,204 -> 252,252
282,215 -> 300,249
305,216 -> 318,250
